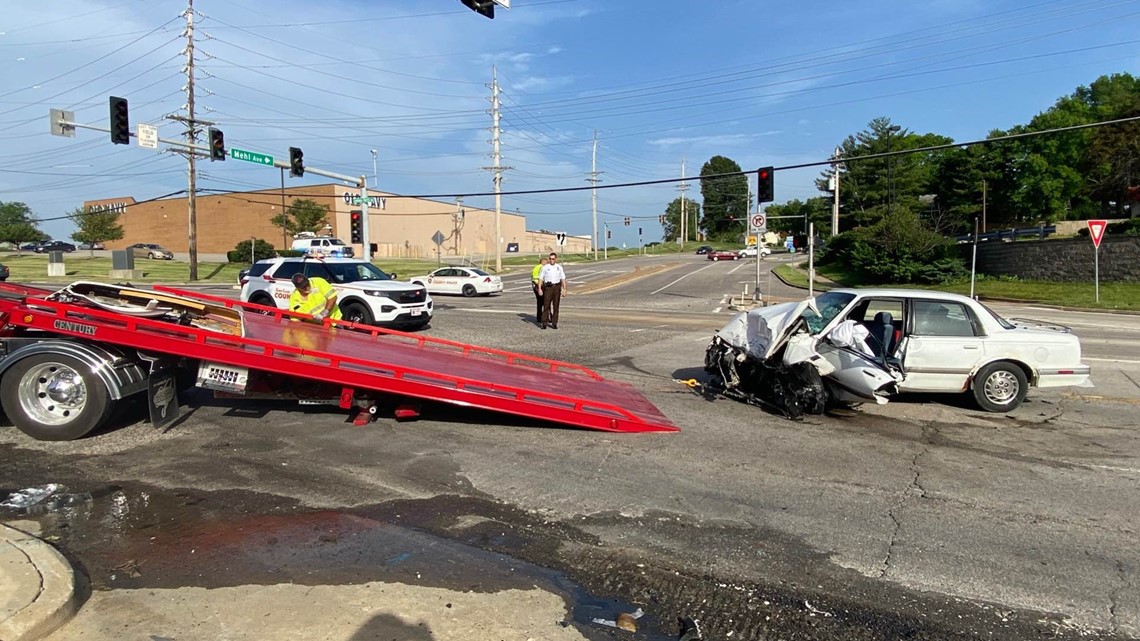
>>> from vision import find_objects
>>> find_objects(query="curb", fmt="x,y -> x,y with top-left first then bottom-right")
0,523 -> 79,641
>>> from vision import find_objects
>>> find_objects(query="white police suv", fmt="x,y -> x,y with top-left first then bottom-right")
240,257 -> 433,330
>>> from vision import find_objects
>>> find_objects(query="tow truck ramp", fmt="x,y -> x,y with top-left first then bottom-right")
0,282 -> 677,440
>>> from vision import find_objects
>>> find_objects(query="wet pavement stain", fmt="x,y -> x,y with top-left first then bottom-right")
1,478 -> 1127,641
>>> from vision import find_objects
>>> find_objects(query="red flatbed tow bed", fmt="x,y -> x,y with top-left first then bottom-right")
0,282 -> 677,438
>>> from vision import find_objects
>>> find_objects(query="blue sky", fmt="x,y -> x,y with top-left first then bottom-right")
1,0 -> 1138,246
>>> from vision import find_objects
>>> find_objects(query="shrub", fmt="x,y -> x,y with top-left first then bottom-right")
228,239 -> 277,263
820,209 -> 967,284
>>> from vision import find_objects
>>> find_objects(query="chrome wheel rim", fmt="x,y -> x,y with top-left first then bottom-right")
19,362 -> 87,426
984,370 -> 1020,405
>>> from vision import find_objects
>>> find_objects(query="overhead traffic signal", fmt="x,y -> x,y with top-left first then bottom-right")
289,147 -> 304,177
659,215 -> 666,224
208,127 -> 225,161
757,166 -> 775,203
109,96 -> 130,145
638,227 -> 642,236
606,229 -> 611,240
624,217 -> 630,226
350,210 -> 363,244
461,0 -> 495,18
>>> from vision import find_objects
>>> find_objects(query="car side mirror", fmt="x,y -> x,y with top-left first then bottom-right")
390,272 -> 397,280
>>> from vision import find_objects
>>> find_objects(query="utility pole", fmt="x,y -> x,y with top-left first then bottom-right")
485,66 -> 508,272
588,130 -> 602,261
982,179 -> 987,233
280,167 -> 287,248
831,146 -> 841,237
678,157 -> 689,250
179,0 -> 200,280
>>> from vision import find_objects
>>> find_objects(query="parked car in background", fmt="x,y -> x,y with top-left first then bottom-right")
129,243 -> 174,260
410,266 -> 503,297
0,264 -> 8,281
706,249 -> 742,261
240,256 -> 432,329
77,242 -> 106,250
695,245 -> 713,254
33,240 -> 76,253
290,236 -> 353,257
18,242 -> 42,251
739,245 -> 772,258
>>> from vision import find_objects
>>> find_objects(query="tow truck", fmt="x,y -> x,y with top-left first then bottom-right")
0,281 -> 677,441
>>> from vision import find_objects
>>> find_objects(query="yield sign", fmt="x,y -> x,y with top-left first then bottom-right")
1087,219 -> 1107,248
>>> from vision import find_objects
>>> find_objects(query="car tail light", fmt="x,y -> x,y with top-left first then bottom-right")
483,277 -> 491,282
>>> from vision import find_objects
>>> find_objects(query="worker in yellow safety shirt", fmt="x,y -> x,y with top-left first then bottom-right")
288,273 -> 342,322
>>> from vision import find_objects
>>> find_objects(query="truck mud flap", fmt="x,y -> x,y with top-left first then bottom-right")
147,369 -> 180,430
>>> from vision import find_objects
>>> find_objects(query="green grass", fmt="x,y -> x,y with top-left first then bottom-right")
1,253 -> 246,284
774,261 -> 1140,311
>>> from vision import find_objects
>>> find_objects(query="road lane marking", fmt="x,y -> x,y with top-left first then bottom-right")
1083,357 -> 1140,364
650,263 -> 717,296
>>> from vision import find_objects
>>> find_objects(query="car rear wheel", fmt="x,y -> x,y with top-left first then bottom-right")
972,361 -> 1028,412
341,302 -> 374,326
462,284 -> 477,297
147,252 -> 155,259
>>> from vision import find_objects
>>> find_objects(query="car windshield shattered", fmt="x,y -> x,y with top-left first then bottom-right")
802,291 -> 856,334
325,262 -> 393,283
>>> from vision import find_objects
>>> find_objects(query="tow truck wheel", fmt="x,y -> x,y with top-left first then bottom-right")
1,354 -> 113,441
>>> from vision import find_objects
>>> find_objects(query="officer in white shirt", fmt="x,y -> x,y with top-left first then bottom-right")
537,252 -> 568,329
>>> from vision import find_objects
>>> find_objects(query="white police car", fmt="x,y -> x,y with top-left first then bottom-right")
240,257 -> 432,330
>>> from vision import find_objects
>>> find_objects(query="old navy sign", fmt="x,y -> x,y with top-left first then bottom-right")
86,202 -> 129,214
343,193 -> 385,209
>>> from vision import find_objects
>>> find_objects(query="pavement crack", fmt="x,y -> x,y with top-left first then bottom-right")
1108,558 -> 1128,634
878,424 -> 936,579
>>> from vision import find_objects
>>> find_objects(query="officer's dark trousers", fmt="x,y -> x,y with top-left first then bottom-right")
532,282 -> 543,321
541,282 -> 562,326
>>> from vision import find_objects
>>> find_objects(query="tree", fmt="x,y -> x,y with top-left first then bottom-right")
763,198 -> 831,235
0,201 -> 47,249
70,206 -> 124,255
699,156 -> 749,241
820,118 -> 951,230
661,196 -> 701,242
270,198 -> 330,237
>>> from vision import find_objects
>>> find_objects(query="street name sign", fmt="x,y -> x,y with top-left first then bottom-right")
230,148 -> 273,166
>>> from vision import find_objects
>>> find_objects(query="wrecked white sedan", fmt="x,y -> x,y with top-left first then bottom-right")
705,288 -> 1092,417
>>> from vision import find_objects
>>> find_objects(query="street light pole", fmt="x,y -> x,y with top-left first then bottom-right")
371,149 -> 378,187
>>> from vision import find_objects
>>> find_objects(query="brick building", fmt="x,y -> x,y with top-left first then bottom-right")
83,184 -> 591,259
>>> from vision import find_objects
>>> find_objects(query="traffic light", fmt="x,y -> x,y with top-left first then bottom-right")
208,127 -> 225,161
606,229 -> 611,240
289,147 -> 304,177
624,217 -> 630,226
461,0 -> 495,18
659,215 -> 666,224
109,96 -> 129,145
757,166 -> 775,203
350,210 -> 363,244
638,227 -> 642,236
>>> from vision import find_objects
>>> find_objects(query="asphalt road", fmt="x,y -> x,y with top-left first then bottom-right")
1,255 -> 1137,641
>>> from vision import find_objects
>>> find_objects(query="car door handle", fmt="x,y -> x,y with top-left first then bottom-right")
964,345 -> 980,350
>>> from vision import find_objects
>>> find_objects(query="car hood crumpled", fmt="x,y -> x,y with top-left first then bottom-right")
713,299 -> 815,362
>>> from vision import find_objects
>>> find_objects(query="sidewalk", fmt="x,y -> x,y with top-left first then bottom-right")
0,523 -> 78,641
